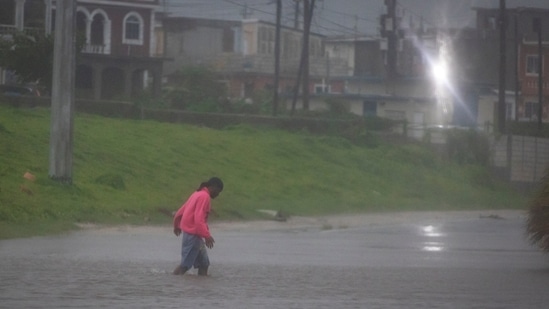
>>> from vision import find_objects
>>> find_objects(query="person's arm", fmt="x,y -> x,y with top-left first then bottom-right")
194,195 -> 212,239
173,214 -> 182,236
172,205 -> 185,236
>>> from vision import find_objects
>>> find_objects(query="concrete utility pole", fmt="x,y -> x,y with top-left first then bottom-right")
301,0 -> 312,111
498,0 -> 507,134
386,0 -> 398,80
49,0 -> 76,183
273,0 -> 281,116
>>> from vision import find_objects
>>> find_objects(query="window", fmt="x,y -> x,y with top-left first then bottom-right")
506,102 -> 514,120
24,0 -> 45,29
314,84 -> 330,94
526,55 -> 540,75
524,102 -> 539,121
125,16 -> 139,40
123,13 -> 143,45
363,101 -> 377,117
258,26 -> 274,55
385,110 -> 406,121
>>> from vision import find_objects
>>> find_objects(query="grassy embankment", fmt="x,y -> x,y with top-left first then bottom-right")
0,104 -> 527,239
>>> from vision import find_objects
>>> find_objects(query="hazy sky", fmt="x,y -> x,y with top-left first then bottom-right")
163,0 -> 549,37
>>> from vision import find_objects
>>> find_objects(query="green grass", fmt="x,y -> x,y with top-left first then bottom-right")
0,104 -> 527,239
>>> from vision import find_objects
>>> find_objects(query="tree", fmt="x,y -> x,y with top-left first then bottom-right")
164,66 -> 227,112
0,31 -> 54,91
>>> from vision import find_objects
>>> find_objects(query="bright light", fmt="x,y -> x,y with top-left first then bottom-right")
431,60 -> 449,85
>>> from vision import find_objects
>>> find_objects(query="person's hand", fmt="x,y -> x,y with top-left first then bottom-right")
205,236 -> 215,249
173,228 -> 181,236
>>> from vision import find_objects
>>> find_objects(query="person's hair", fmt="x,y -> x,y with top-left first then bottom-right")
196,177 -> 224,191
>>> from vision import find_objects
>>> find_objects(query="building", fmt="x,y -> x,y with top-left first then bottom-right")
0,0 -> 165,100
73,0 -> 165,100
458,7 -> 549,124
162,16 -> 349,102
517,39 -> 549,122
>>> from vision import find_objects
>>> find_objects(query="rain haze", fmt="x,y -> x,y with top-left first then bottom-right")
3,0 -> 549,308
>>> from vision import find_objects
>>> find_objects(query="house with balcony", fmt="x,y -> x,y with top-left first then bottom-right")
0,0 -> 53,84
74,0 -> 165,100
0,0 -> 165,100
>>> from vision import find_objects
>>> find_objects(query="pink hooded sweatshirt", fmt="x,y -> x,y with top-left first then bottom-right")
173,187 -> 211,238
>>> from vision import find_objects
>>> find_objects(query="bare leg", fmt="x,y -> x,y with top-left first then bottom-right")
173,265 -> 189,275
197,266 -> 208,276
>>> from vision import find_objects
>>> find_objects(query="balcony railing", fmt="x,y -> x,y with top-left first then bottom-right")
0,24 -> 17,35
81,44 -> 108,55
0,24 -> 43,37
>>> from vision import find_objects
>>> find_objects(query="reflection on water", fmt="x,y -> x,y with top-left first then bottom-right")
420,224 -> 445,252
422,242 -> 444,252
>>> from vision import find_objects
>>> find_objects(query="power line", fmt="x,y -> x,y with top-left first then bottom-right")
320,6 -> 379,26
164,0 -> 376,35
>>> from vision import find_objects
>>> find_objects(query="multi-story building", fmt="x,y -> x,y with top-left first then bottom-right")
0,0 -> 165,100
517,40 -> 549,122
162,16 -> 349,101
461,7 -> 549,123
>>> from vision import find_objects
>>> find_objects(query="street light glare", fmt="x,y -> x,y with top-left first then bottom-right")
432,60 -> 449,85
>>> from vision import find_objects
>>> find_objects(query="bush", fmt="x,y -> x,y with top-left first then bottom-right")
446,128 -> 490,165
164,66 -> 227,111
325,98 -> 350,115
527,169 -> 549,252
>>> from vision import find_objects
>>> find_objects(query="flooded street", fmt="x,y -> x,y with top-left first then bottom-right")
2,210 -> 549,308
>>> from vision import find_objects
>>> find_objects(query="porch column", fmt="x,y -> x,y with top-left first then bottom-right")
93,65 -> 103,100
44,0 -> 52,35
85,17 -> 92,44
15,0 -> 25,30
124,69 -> 132,98
103,18 -> 111,54
152,68 -> 162,98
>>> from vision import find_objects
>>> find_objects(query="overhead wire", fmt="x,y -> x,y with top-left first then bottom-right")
163,0 -> 376,36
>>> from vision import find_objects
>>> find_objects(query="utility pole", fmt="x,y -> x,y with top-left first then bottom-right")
49,0 -> 76,183
514,11 -> 520,122
290,0 -> 315,114
273,0 -> 281,116
241,3 -> 250,19
497,0 -> 507,134
302,0 -> 312,111
294,0 -> 300,29
534,18 -> 544,133
384,0 -> 398,80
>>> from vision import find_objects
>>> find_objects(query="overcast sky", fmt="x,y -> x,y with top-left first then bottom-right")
163,0 -> 549,37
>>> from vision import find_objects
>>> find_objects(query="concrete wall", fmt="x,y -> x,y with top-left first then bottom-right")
491,135 -> 549,184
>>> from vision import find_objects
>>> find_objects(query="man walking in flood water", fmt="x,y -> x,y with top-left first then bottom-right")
172,177 -> 223,276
